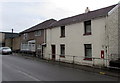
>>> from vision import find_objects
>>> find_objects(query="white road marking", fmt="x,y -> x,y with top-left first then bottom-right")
18,70 -> 41,81
3,61 -> 41,81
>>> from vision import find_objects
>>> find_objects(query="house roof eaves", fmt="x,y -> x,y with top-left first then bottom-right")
50,4 -> 116,28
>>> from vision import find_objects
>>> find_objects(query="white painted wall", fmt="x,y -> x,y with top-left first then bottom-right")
45,17 -> 107,66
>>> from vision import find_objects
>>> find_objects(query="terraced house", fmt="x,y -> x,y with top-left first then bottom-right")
19,3 -> 119,67
20,19 -> 57,58
44,4 -> 119,67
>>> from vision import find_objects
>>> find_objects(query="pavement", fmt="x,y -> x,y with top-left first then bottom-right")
2,53 -> 120,81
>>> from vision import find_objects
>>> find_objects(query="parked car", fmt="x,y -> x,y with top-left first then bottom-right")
109,58 -> 120,68
0,47 -> 12,55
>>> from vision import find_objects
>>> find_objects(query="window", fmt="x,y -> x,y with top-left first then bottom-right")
60,44 -> 65,57
23,33 -> 28,39
84,44 -> 92,61
60,26 -> 65,37
84,20 -> 91,35
37,44 -> 42,50
35,30 -> 41,36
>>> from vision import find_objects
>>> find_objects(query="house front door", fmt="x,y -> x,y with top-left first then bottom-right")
51,45 -> 56,60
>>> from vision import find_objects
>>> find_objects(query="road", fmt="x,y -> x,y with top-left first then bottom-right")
2,54 -> 119,81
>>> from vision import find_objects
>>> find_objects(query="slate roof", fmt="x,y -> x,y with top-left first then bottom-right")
20,4 -> 116,33
51,4 -> 117,28
20,19 -> 57,34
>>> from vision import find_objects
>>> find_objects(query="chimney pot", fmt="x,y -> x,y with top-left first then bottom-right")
85,7 -> 90,13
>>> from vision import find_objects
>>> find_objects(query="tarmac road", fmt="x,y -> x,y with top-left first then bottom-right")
2,55 -> 119,81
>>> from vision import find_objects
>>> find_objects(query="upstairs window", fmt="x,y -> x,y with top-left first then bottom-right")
60,44 -> 65,57
23,33 -> 28,39
84,44 -> 92,61
35,30 -> 41,36
84,20 -> 91,35
60,26 -> 65,37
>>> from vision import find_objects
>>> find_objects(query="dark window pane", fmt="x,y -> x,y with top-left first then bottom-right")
84,20 -> 91,34
60,44 -> 65,56
86,25 -> 91,33
61,26 -> 65,37
84,44 -> 92,58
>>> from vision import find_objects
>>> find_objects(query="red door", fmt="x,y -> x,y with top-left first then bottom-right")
51,45 -> 56,60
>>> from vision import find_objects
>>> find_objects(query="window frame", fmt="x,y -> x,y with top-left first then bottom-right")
83,20 -> 91,35
84,44 -> 92,61
60,26 -> 65,38
35,30 -> 41,36
60,44 -> 65,57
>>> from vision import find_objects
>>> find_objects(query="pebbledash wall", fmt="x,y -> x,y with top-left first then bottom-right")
118,3 -> 120,57
44,17 -> 107,66
107,5 -> 119,59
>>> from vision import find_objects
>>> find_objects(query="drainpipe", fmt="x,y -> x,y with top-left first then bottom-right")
44,29 -> 46,43
41,29 -> 46,58
105,15 -> 108,67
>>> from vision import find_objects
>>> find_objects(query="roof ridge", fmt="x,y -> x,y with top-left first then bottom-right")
51,4 -> 117,28
59,4 -> 117,21
20,19 -> 57,34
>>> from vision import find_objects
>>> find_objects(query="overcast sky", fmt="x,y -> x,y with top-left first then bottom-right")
0,0 -> 119,33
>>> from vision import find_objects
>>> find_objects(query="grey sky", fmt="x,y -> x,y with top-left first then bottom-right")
0,0 -> 119,33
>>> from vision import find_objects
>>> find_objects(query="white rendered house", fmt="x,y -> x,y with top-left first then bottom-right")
44,4 -> 119,67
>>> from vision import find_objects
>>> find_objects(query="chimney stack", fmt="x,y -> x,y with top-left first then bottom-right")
85,7 -> 90,13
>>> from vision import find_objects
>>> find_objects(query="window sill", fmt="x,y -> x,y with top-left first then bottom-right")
35,35 -> 41,37
60,36 -> 65,38
83,58 -> 92,61
83,33 -> 91,36
60,55 -> 65,58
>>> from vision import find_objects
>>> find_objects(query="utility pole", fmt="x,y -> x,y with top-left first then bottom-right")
11,29 -> 13,50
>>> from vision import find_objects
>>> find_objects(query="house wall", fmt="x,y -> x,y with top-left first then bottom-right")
118,3 -> 120,57
5,38 -> 12,48
107,5 -> 119,59
1,32 -> 19,48
27,32 -> 35,41
45,17 -> 106,66
35,30 -> 45,44
20,32 -> 34,43
13,36 -> 20,51
0,33 -> 5,47
20,30 -> 45,52
21,30 -> 44,44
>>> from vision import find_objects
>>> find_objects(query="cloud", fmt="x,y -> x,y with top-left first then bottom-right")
0,1 -> 72,33
0,0 -> 119,33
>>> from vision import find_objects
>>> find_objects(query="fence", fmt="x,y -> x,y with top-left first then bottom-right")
13,51 -> 120,69
21,44 -> 35,52
44,54 -> 110,68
